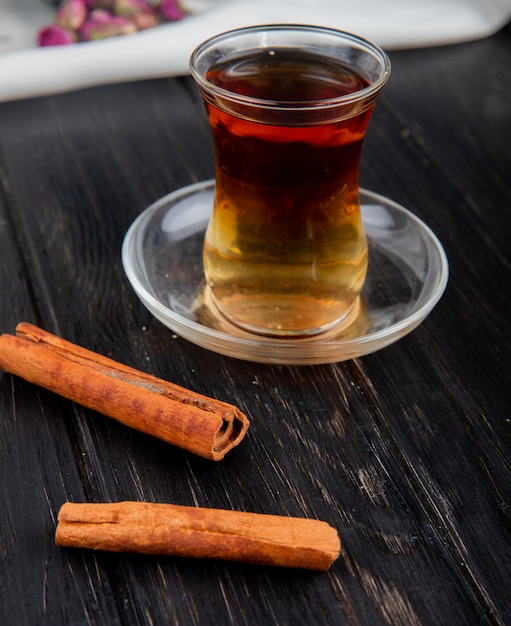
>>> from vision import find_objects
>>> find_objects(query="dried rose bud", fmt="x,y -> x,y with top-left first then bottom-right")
130,12 -> 161,29
157,0 -> 185,22
38,25 -> 77,46
80,11 -> 138,40
87,8 -> 114,22
56,0 -> 88,30
113,0 -> 160,30
113,0 -> 155,17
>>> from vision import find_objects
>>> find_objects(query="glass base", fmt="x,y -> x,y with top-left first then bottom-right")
122,180 -> 448,365
203,286 -> 362,339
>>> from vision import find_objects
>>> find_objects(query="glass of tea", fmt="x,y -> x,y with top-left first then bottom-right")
190,25 -> 390,338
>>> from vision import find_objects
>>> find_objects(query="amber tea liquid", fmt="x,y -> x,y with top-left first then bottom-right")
202,48 -> 376,336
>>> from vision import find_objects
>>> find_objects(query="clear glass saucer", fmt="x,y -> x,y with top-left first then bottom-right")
121,180 -> 448,365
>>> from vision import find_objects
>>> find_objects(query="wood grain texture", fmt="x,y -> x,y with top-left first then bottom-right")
1,23 -> 510,626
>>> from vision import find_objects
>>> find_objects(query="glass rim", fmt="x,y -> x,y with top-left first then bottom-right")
189,24 -> 391,112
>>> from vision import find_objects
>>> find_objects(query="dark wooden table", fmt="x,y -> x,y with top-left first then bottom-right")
1,22 -> 510,626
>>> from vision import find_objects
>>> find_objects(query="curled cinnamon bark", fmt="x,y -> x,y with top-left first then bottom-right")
56,501 -> 341,570
0,323 -> 249,460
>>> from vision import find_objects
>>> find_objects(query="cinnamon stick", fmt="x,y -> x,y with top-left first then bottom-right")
56,501 -> 340,570
0,323 -> 249,460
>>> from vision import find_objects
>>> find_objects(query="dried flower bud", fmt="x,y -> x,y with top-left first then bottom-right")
130,12 -> 161,29
157,0 -> 185,22
56,0 -> 88,30
87,8 -> 114,22
37,0 -> 186,46
37,25 -> 77,46
80,11 -> 138,40
114,0 -> 155,17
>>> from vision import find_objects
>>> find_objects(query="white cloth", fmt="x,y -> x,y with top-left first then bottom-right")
0,0 -> 510,102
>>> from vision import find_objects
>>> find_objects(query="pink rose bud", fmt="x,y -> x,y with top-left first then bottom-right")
87,8 -> 114,22
130,12 -> 161,29
37,25 -> 77,46
158,0 -> 185,22
80,12 -> 138,40
56,0 -> 88,30
113,0 -> 155,17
